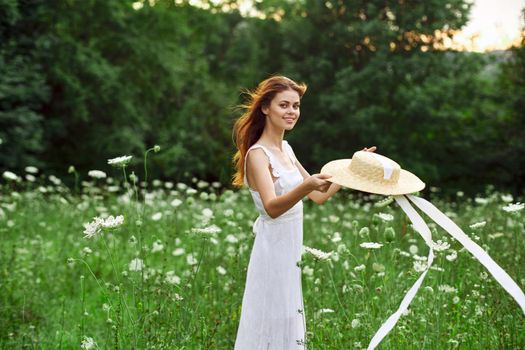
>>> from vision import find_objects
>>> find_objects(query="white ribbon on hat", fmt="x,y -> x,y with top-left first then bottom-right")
371,153 -> 394,180
365,194 -> 525,350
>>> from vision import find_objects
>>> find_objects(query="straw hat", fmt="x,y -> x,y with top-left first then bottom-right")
320,151 -> 425,195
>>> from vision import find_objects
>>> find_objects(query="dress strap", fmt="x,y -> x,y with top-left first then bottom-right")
243,144 -> 282,187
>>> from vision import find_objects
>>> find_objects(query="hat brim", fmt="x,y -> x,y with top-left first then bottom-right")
320,159 -> 425,195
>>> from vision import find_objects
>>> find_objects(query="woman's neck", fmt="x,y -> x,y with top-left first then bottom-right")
259,127 -> 285,152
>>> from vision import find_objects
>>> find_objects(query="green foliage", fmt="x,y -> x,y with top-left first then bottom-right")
0,179 -> 523,348
0,0 -> 524,195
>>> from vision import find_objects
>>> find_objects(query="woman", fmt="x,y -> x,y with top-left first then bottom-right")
231,75 -> 375,349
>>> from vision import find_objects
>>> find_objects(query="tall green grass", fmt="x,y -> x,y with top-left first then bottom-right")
1,171 -> 524,349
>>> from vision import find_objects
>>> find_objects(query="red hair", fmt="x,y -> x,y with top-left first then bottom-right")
231,75 -> 307,188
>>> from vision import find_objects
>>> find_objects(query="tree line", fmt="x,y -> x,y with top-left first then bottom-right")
1,0 -> 524,196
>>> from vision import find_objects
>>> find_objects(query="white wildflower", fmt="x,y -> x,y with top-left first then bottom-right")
432,240 -> 450,252
359,242 -> 383,249
469,221 -> 486,229
318,308 -> 334,314
331,231 -> 342,243
151,240 -> 164,253
376,212 -> 394,221
201,208 -> 213,218
446,250 -> 458,261
452,296 -> 460,304
25,174 -> 36,182
82,247 -> 93,255
191,225 -> 221,235
186,188 -> 197,196
102,215 -> 124,229
501,194 -> 513,203
502,202 -> 524,213
374,196 -> 394,207
216,266 -> 227,275
49,175 -> 62,185
128,258 -> 144,272
186,254 -> 198,265
165,271 -> 181,285
81,336 -> 96,350
2,171 -> 18,181
151,212 -> 162,221
303,265 -> 314,276
438,284 -> 457,293
172,247 -> 185,256
170,198 -> 182,207
354,264 -> 366,272
88,170 -> 106,179
474,197 -> 488,205
351,318 -> 361,328
25,166 -> 38,174
413,260 -> 427,272
107,155 -> 132,168
197,180 -> 209,189
83,217 -> 105,239
303,245 -> 333,260
225,234 -> 238,243
409,244 -> 419,255
488,232 -> 504,240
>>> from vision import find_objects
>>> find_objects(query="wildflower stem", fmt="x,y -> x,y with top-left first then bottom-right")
102,235 -> 120,281
80,275 -> 85,337
326,263 -> 352,324
122,167 -> 129,190
143,147 -> 154,186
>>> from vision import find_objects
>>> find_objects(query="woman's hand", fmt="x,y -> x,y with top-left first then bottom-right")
305,174 -> 332,193
362,146 -> 377,152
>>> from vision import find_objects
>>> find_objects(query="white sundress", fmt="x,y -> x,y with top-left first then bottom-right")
234,140 -> 307,350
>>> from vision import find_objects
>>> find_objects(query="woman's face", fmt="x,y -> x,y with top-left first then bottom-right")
262,89 -> 301,130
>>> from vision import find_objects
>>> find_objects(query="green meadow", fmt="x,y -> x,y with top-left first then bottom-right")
1,169 -> 524,349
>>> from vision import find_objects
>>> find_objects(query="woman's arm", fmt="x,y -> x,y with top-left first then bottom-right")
295,159 -> 342,205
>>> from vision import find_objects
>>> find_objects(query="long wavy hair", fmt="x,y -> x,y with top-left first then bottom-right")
231,75 -> 307,188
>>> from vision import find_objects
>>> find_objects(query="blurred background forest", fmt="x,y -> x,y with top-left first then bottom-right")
1,0 -> 524,196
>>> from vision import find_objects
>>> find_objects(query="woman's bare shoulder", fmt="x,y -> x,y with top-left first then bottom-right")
246,147 -> 269,167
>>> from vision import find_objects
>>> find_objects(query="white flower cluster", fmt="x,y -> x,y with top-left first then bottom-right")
303,245 -> 333,260
190,225 -> 222,235
107,155 -> 133,168
438,284 -> 458,293
3,171 -> 18,181
502,202 -> 524,213
413,260 -> 428,272
81,336 -> 97,350
128,258 -> 144,271
88,170 -> 106,179
376,212 -> 394,221
432,239 -> 450,252
374,196 -> 394,208
359,242 -> 383,249
469,221 -> 486,229
83,215 -> 124,239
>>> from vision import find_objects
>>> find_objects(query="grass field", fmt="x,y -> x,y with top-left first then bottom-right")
1,169 -> 524,349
